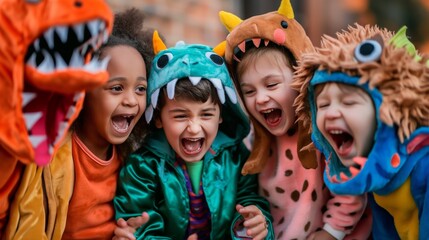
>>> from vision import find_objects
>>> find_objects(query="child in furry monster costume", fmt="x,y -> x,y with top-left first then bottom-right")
294,24 -> 429,239
0,0 -> 113,237
218,0 -> 372,239
113,32 -> 274,240
4,8 -> 153,239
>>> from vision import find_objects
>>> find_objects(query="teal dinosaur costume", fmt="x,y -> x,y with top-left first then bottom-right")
294,24 -> 429,239
114,32 -> 274,239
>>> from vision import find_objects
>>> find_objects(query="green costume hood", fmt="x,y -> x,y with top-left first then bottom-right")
145,34 -> 250,151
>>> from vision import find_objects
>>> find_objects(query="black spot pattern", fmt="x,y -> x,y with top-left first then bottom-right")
285,149 -> 293,160
291,190 -> 300,201
311,189 -> 317,201
302,180 -> 308,192
334,202 -> 341,207
285,170 -> 293,176
278,217 -> 284,225
349,211 -> 357,216
304,221 -> 311,232
276,187 -> 285,193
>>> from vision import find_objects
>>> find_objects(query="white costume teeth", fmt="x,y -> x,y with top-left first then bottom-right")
166,79 -> 178,99
189,76 -> 202,85
225,86 -> 237,104
151,88 -> 160,108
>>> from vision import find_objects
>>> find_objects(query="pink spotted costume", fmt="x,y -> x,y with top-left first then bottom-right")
259,131 -> 371,239
219,0 -> 372,239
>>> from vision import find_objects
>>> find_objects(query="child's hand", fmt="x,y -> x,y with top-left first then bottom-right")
236,204 -> 268,240
187,233 -> 198,240
113,212 -> 150,240
306,229 -> 336,240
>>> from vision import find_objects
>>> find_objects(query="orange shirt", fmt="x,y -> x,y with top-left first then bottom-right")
62,133 -> 121,239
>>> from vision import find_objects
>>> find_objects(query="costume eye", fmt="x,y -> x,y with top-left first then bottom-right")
156,53 -> 173,69
26,0 -> 40,3
280,20 -> 288,29
205,52 -> 224,65
354,39 -> 382,63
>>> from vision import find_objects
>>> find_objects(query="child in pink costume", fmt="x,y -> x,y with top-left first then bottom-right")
219,0 -> 372,239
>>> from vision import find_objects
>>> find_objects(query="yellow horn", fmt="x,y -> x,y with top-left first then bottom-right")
213,41 -> 226,56
219,11 -> 243,32
278,0 -> 294,19
153,30 -> 167,54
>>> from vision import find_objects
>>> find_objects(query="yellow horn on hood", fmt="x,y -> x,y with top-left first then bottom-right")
278,0 -> 294,19
219,11 -> 243,32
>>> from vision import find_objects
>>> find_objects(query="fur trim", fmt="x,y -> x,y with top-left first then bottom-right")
294,24 -> 429,143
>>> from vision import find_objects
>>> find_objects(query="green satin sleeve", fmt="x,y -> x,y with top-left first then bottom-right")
231,143 -> 275,240
114,152 -> 185,240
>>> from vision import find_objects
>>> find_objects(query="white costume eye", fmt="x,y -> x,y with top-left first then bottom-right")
354,40 -> 382,63
205,52 -> 224,65
156,52 -> 173,69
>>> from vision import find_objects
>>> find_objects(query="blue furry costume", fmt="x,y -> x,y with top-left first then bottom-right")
293,25 -> 429,239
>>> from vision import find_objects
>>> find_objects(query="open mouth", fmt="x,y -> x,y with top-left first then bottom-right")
112,114 -> 136,134
261,108 -> 281,126
25,19 -> 110,73
233,38 -> 272,62
182,138 -> 204,155
329,130 -> 354,156
325,129 -> 367,183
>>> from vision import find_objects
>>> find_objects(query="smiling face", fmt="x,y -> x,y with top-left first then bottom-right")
155,94 -> 222,163
315,82 -> 376,167
238,48 -> 297,137
77,45 -> 147,158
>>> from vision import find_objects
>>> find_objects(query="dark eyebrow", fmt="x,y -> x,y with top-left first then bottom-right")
168,109 -> 186,114
108,76 -> 147,83
168,106 -> 217,114
201,107 -> 217,112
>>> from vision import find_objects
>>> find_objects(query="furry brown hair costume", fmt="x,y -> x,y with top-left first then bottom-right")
293,23 -> 429,239
294,24 -> 429,144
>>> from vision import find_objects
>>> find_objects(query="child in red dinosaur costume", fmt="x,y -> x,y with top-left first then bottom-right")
219,0 -> 372,239
0,0 -> 113,237
4,8 -> 155,239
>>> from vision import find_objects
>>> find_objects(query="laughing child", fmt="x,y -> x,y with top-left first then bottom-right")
294,24 -> 429,239
113,33 -> 274,240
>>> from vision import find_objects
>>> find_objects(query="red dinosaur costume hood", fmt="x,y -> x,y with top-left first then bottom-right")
0,0 -> 113,166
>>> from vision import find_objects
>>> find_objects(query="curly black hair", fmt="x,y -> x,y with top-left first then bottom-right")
101,8 -> 155,75
74,8 -> 158,161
